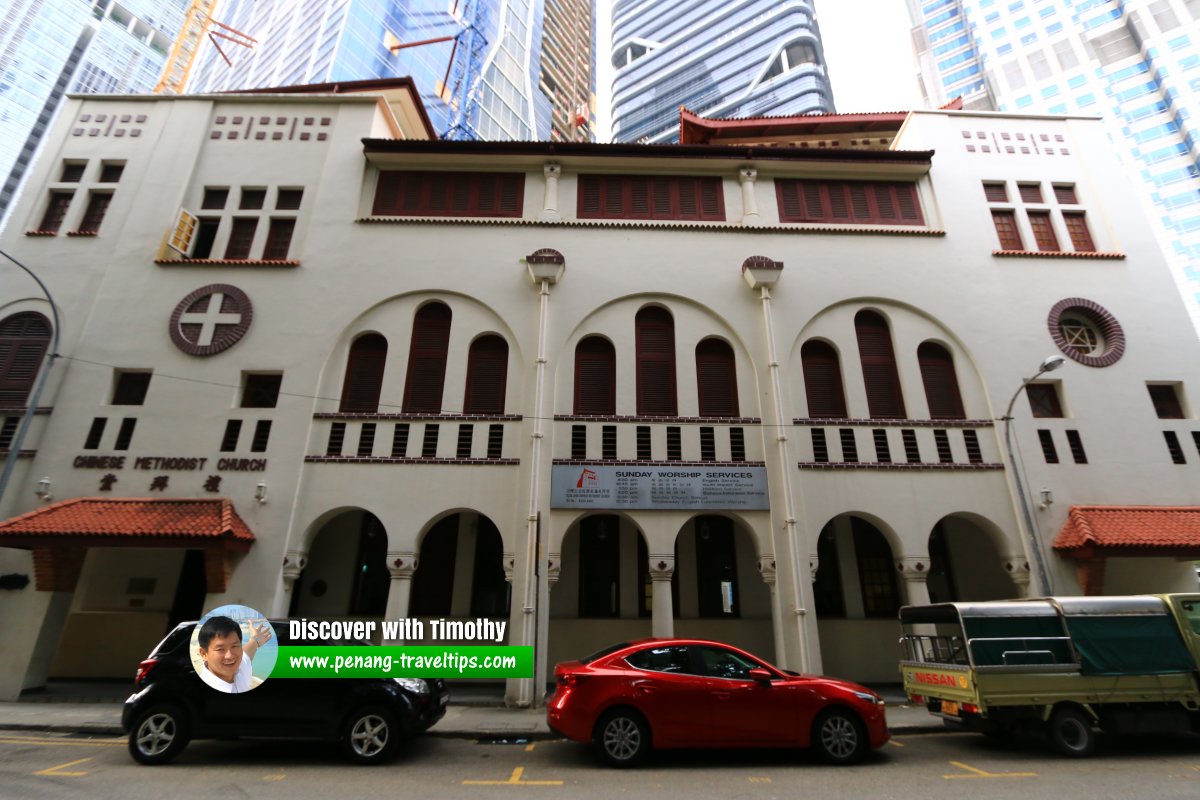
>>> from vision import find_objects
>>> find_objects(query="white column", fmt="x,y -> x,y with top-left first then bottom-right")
383,551 -> 418,645
1004,554 -> 1034,597
897,556 -> 932,608
648,555 -> 675,638
278,550 -> 307,611
758,554 -> 783,665
739,168 -> 761,225
540,163 -> 562,221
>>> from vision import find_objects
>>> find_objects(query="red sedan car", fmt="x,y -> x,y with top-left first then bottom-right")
547,639 -> 889,767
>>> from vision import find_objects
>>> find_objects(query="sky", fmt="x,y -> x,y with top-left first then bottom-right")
593,0 -> 925,141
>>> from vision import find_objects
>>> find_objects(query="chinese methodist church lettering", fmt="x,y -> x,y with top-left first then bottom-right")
551,465 -> 769,510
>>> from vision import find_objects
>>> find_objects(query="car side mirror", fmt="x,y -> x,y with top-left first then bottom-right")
748,668 -> 772,683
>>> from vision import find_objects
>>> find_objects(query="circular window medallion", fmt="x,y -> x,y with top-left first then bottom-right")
169,284 -> 253,356
1047,298 -> 1124,367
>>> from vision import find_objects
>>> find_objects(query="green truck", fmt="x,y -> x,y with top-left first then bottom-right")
899,594 -> 1200,756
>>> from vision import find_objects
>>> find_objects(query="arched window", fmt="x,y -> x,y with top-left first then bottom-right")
574,336 -> 616,415
695,339 -> 738,417
339,333 -> 387,413
0,312 -> 51,406
855,311 -> 906,419
635,307 -> 676,416
463,335 -> 508,414
801,340 -> 847,418
918,342 -> 965,419
403,302 -> 452,413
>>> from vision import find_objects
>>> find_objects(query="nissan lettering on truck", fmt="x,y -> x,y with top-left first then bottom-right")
899,594 -> 1200,757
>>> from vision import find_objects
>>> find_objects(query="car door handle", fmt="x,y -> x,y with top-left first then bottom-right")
632,681 -> 656,695
711,691 -> 731,700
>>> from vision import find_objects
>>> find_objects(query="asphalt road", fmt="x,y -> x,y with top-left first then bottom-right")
2,728 -> 1199,800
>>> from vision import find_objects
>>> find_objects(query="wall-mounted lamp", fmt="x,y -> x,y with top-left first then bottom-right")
1038,488 -> 1054,509
254,481 -> 268,504
35,477 -> 52,502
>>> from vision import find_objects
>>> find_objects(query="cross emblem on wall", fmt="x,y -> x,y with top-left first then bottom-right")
169,284 -> 253,356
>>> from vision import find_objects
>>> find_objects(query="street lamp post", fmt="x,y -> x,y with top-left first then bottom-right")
1001,355 -> 1065,596
0,248 -> 61,507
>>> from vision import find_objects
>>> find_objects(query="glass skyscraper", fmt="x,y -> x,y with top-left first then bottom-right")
908,0 -> 1200,331
0,0 -> 187,224
187,0 -> 594,142
610,0 -> 835,144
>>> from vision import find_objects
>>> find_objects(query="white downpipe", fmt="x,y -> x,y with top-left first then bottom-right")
518,278 -> 551,706
758,284 -> 809,672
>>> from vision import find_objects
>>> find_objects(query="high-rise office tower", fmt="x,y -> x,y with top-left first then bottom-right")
610,0 -> 835,144
187,0 -> 595,141
908,0 -> 1200,330
0,0 -> 187,224
540,0 -> 596,141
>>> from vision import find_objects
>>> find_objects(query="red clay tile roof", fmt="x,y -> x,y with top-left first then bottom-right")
1053,505 -> 1200,552
0,498 -> 254,542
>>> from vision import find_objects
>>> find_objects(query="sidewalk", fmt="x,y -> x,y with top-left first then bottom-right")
0,682 -> 947,739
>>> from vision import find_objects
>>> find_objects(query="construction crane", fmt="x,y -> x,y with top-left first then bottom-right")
388,0 -> 488,140
154,0 -> 256,94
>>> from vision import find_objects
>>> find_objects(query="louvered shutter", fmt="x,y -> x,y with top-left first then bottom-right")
917,342 -> 965,419
578,175 -> 724,220
855,311 -> 906,419
371,171 -> 402,214
695,339 -> 738,417
635,308 -> 677,416
802,181 -> 827,220
373,172 -> 523,217
580,177 -> 601,215
574,337 -> 616,415
777,180 -> 923,225
776,180 -> 803,220
340,334 -> 388,413
0,313 -> 51,406
983,183 -> 1008,202
403,303 -> 452,413
463,335 -> 508,414
801,340 -> 847,418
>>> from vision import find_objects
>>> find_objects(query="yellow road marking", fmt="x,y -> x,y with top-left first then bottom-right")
944,760 -> 1037,780
264,773 -> 286,782
0,736 -> 123,748
749,777 -> 772,783
463,766 -> 563,786
34,757 -> 92,777
888,740 -> 905,747
525,743 -> 536,752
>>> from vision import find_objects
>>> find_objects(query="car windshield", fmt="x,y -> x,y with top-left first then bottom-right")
581,642 -> 631,664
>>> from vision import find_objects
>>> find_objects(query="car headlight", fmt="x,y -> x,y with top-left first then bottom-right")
853,691 -> 884,705
394,678 -> 430,695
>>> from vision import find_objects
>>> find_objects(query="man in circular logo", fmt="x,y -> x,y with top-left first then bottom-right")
191,605 -> 276,693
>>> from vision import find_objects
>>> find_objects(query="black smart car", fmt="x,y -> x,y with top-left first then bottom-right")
122,621 -> 448,765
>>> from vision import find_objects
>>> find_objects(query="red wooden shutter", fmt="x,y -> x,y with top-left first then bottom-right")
800,340 -> 847,418
403,303 -> 452,413
1053,184 -> 1078,204
917,342 -> 965,419
262,218 -> 295,259
0,313 -> 51,406
340,333 -> 388,412
463,335 -> 508,414
1027,211 -> 1060,251
372,172 -> 524,217
1063,212 -> 1095,251
983,182 -> 1008,202
777,180 -> 922,224
635,307 -> 677,416
695,338 -> 738,417
574,336 -> 616,415
578,175 -> 724,220
78,192 -> 111,232
991,210 -> 1023,249
224,217 -> 257,259
1018,183 -> 1043,203
855,311 -> 906,419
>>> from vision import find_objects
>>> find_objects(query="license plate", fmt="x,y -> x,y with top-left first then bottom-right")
941,700 -> 959,716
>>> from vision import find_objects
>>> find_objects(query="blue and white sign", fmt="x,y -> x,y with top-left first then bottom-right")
551,465 -> 769,510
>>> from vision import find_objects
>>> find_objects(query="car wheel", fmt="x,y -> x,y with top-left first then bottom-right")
594,709 -> 650,767
1047,707 -> 1095,758
342,706 -> 400,765
128,704 -> 190,765
812,708 -> 868,765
